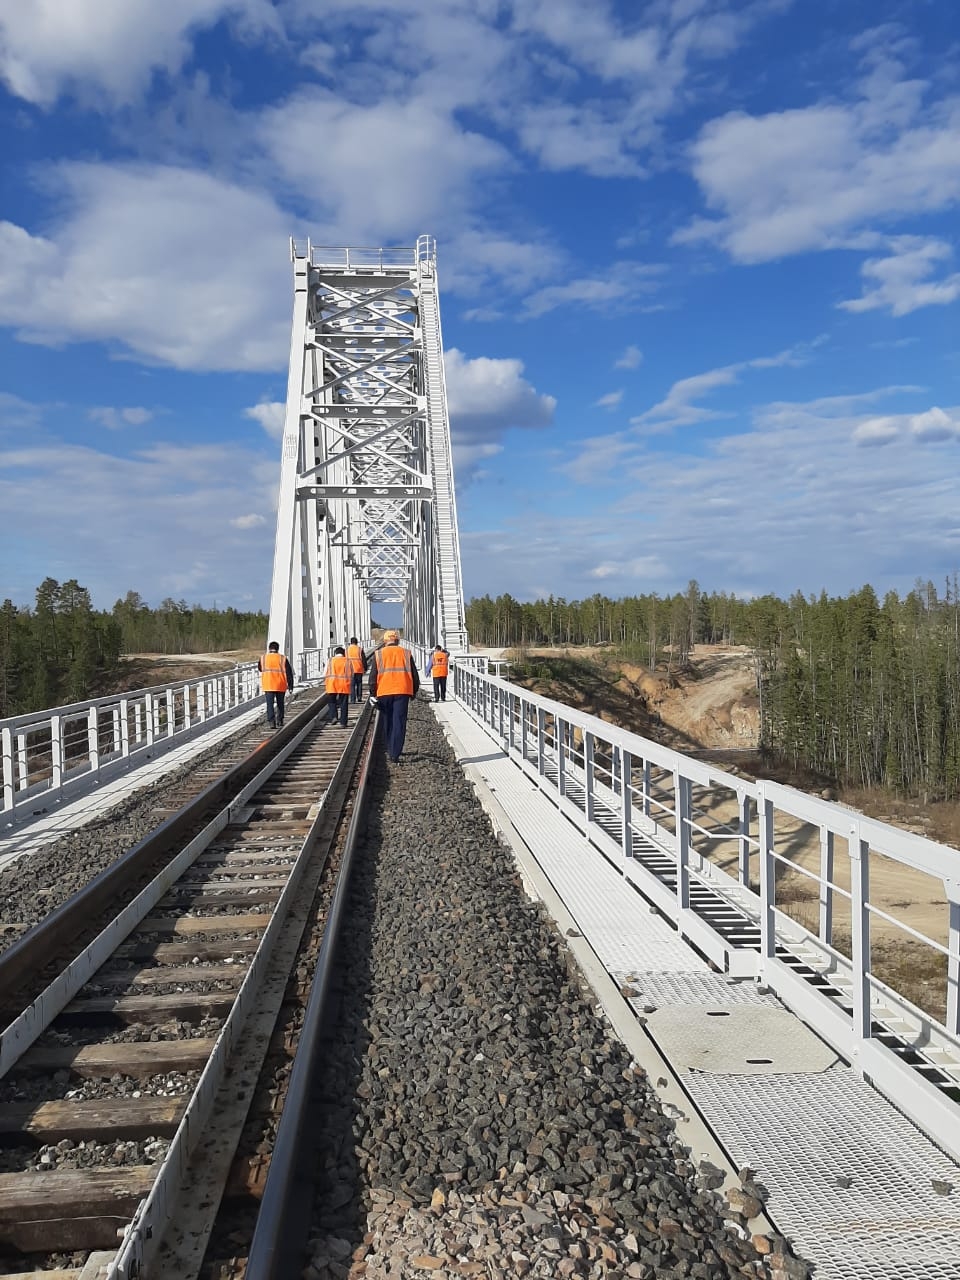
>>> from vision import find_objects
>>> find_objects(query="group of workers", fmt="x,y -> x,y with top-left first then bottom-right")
258,634 -> 450,764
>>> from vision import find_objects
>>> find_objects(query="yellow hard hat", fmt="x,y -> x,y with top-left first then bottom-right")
383,629 -> 399,643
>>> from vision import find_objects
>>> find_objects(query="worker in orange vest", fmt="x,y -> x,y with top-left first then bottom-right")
324,645 -> 352,727
426,644 -> 450,702
369,629 -> 420,764
346,636 -> 367,704
258,641 -> 294,729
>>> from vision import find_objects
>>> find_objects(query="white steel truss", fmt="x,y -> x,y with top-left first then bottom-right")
267,237 -> 467,665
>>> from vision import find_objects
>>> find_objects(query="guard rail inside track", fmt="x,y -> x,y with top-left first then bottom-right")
0,691 -> 377,1280
453,661 -> 960,1166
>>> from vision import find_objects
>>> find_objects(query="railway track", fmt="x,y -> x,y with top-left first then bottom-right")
0,695 -> 378,1280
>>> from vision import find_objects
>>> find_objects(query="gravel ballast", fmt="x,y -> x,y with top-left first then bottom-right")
302,698 -> 808,1280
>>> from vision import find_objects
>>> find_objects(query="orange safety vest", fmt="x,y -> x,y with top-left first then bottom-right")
375,644 -> 414,696
324,654 -> 352,694
431,650 -> 449,678
261,652 -> 288,692
347,643 -> 364,675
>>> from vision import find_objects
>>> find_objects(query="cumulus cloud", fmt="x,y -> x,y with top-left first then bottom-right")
595,391 -> 624,410
853,416 -> 900,447
676,57 -> 960,264
0,0 -> 279,105
444,347 -> 556,477
257,90 -> 510,244
88,406 -> 153,430
244,401 -> 286,439
0,163 -> 292,371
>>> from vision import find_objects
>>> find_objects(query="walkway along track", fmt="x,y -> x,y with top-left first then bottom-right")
0,694 -> 377,1279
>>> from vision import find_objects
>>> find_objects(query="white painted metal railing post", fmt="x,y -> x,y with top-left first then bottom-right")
947,884 -> 960,1037
120,700 -> 130,758
16,732 -> 27,793
557,717 -> 566,798
51,716 -> 63,795
757,783 -> 775,966
675,773 -> 692,912
165,689 -> 175,738
536,706 -> 545,776
2,725 -> 12,813
849,821 -> 872,1052
621,748 -> 633,859
87,706 -> 99,776
642,758 -> 651,819
819,826 -> 835,944
585,731 -> 595,827
737,790 -> 750,888
145,695 -> 155,746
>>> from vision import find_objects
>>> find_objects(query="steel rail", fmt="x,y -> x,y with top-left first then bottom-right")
243,712 -> 381,1280
110,707 -> 376,1280
0,692 -> 330,1007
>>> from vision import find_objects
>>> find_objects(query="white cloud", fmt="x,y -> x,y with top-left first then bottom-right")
595,390 -> 623,410
615,344 -> 643,369
0,405 -> 278,608
521,263 -> 664,319
632,343 -> 808,432
0,0 -> 279,105
839,237 -> 960,317
244,401 -> 286,439
444,347 -> 556,477
465,389 -> 960,604
0,163 -> 292,371
853,416 -> 899,447
910,407 -> 960,442
677,61 -> 960,263
88,406 -> 153,430
257,89 -> 510,243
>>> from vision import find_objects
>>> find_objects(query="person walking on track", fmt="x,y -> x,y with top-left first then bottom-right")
369,629 -> 420,764
259,641 -> 294,729
347,636 -> 367,703
324,646 -> 352,727
426,644 -> 449,702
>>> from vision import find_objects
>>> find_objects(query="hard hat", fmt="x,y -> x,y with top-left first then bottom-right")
383,629 -> 399,643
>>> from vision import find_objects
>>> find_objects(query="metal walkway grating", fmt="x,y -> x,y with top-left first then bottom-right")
687,1069 -> 960,1279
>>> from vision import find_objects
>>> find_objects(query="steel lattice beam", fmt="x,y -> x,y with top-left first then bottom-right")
267,238 -> 467,666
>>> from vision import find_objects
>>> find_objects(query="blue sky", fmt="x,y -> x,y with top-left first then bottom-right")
1,0 -> 959,613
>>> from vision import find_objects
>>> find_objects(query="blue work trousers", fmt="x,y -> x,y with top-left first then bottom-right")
378,694 -> 410,761
264,691 -> 286,727
327,692 -> 349,727
351,673 -> 364,703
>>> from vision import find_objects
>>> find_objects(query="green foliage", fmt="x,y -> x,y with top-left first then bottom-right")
466,576 -> 960,798
0,579 -> 269,718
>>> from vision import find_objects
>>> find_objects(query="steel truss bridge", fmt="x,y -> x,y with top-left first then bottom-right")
268,236 -> 467,661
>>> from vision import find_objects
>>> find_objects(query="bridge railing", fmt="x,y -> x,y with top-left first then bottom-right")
1,663 -> 262,830
454,662 -> 960,1159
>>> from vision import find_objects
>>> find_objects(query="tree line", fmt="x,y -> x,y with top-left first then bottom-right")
1,580 -> 269,717
466,579 -> 960,798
